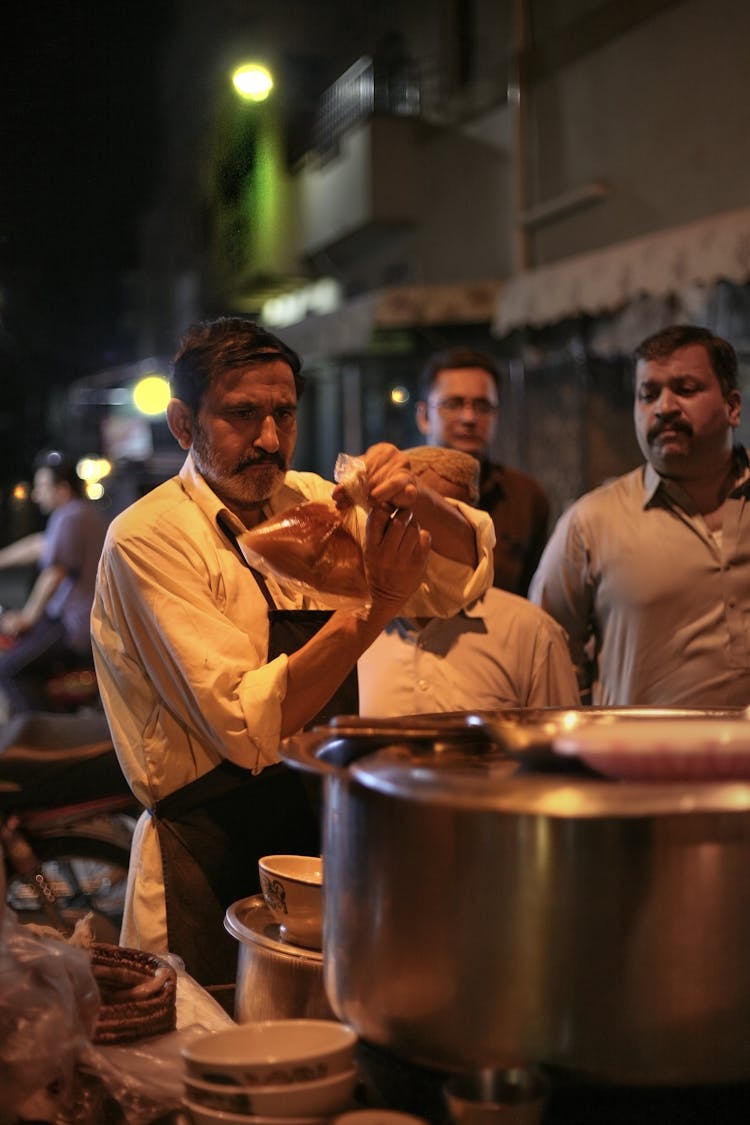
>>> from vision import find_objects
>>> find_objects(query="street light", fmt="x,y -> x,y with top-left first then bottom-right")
232,63 -> 274,103
132,374 -> 171,417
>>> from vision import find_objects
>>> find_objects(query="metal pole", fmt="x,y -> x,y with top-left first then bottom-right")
509,0 -> 531,273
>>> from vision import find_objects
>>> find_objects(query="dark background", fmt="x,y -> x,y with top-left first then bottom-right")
1,2 -> 174,479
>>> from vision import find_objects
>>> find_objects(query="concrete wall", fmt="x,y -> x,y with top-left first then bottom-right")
524,0 -> 750,264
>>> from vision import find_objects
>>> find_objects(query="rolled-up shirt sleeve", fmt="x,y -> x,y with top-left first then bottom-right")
403,500 -> 495,617
92,507 -> 290,808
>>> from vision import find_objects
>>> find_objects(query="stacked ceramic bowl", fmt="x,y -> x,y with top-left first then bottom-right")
258,855 -> 324,950
181,1018 -> 359,1125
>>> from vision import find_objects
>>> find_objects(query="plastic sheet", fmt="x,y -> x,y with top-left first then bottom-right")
0,903 -> 99,1124
0,901 -> 231,1124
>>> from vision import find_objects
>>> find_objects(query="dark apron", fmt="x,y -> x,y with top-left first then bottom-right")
153,535 -> 359,1004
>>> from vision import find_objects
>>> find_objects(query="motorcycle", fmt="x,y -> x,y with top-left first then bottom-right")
0,629 -> 102,714
0,710 -> 139,943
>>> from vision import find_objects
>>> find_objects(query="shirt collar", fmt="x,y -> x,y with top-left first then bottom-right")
177,450 -> 310,536
642,444 -> 750,509
388,596 -> 488,636
179,452 -> 228,524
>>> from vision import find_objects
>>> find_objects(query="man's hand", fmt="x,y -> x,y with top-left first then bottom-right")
364,505 -> 431,615
332,443 -> 418,512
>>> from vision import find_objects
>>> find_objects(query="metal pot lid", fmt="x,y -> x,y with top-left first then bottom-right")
350,753 -> 750,817
224,895 -> 323,962
283,708 -> 750,817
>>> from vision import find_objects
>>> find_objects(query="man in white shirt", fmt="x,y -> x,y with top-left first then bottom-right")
91,317 -> 494,998
358,448 -> 579,715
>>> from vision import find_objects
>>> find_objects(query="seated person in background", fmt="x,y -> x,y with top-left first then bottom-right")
357,447 -> 580,715
0,450 -> 106,714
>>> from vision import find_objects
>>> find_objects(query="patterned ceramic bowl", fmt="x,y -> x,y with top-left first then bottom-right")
258,855 -> 323,949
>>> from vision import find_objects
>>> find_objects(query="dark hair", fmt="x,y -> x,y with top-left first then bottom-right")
417,347 -> 501,402
633,325 -> 739,398
171,317 -> 305,411
32,450 -> 84,496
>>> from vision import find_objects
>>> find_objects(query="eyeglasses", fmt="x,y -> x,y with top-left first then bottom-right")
432,396 -> 498,417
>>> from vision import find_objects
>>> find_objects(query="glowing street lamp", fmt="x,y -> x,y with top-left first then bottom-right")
232,63 -> 274,103
133,374 -> 171,416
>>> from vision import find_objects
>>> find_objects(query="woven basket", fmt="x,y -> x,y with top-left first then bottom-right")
91,942 -> 178,1044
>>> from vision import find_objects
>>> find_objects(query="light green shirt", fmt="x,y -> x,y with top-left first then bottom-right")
529,449 -> 750,707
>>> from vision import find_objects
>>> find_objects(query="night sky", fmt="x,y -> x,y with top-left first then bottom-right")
1,2 -> 174,477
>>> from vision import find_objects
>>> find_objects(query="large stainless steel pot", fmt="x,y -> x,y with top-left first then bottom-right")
280,709 -> 750,1085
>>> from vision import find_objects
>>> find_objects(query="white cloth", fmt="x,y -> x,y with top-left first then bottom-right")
357,590 -> 580,715
529,451 -> 750,707
91,453 -> 494,953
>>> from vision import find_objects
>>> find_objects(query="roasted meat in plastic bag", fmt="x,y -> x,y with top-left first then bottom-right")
238,500 -> 369,602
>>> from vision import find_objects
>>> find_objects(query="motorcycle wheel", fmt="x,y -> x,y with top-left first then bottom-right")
6,834 -> 130,944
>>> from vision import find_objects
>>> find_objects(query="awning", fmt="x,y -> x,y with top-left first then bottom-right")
274,279 -> 504,359
492,204 -> 750,338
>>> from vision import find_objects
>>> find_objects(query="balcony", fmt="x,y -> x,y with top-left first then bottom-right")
297,114 -> 421,265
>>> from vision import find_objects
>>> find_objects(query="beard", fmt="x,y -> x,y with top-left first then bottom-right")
191,423 -> 288,508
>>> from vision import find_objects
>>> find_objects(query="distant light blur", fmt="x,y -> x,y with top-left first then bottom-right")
77,457 -> 112,483
132,374 -> 171,416
390,386 -> 410,405
232,63 -> 273,102
12,483 -> 28,503
77,456 -> 111,501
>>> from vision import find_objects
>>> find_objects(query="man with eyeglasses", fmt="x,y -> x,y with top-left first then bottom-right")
91,317 -> 494,1000
416,346 -> 550,596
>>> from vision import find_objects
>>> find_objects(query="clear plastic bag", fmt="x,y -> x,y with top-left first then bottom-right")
237,453 -> 371,609
0,903 -> 99,1124
333,452 -> 369,509
0,902 -> 224,1124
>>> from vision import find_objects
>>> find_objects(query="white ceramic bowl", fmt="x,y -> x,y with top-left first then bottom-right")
183,1100 -> 327,1125
185,1066 -> 358,1116
258,854 -> 323,948
333,1113 -> 429,1125
182,1019 -> 357,1087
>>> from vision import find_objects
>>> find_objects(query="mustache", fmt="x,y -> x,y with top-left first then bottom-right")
647,419 -> 692,442
235,454 -> 285,473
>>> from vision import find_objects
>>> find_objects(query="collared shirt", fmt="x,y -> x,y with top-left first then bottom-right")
91,452 -> 494,952
529,448 -> 750,707
479,461 -> 550,596
357,589 -> 580,715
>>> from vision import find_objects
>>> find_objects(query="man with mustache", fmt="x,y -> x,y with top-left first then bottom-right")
529,324 -> 750,707
91,317 -> 493,1001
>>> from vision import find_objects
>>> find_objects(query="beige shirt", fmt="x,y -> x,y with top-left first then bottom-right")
358,590 -> 580,715
91,453 -> 495,952
529,452 -> 750,707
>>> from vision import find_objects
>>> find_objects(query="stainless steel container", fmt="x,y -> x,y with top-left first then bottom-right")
281,710 -> 750,1085
224,895 -> 335,1023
